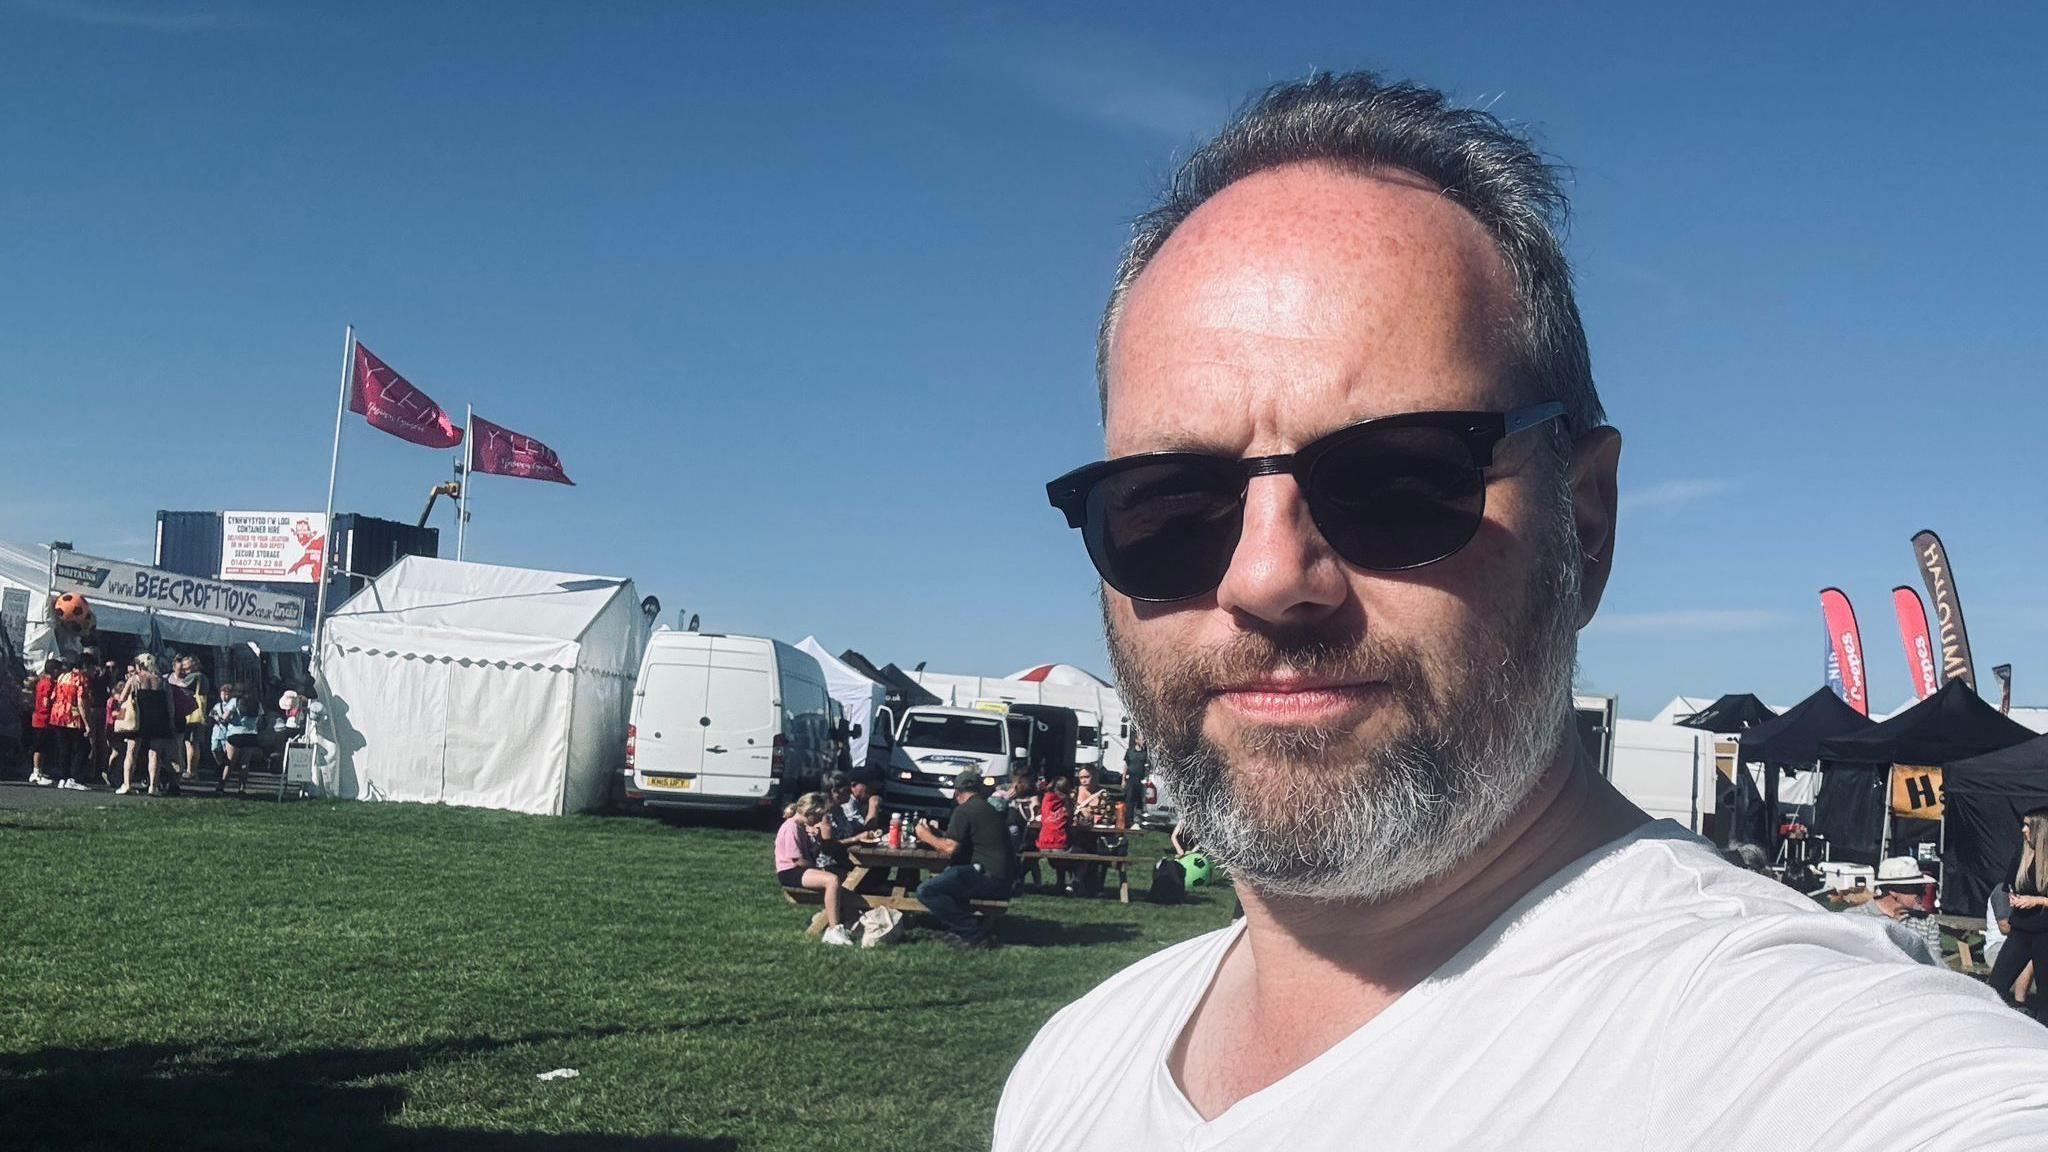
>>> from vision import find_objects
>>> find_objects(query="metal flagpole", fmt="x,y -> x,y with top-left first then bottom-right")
311,324 -> 354,679
457,405 -> 473,561
304,324 -> 355,794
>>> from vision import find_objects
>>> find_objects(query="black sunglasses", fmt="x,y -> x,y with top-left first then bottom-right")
1046,403 -> 1567,603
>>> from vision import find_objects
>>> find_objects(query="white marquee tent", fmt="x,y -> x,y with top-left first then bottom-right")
317,556 -> 645,816
796,636 -> 885,768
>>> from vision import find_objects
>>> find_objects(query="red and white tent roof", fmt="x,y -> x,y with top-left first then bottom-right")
1007,663 -> 1112,687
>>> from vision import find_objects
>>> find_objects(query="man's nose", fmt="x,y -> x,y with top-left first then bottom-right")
1213,473 -> 1349,625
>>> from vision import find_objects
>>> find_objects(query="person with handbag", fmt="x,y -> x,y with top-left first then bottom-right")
114,653 -> 176,796
169,654 -> 210,782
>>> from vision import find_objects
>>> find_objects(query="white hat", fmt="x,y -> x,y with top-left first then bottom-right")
277,690 -> 301,711
1874,856 -> 1935,888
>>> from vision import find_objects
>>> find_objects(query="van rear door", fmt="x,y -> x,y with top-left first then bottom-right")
701,640 -> 777,801
637,655 -> 710,797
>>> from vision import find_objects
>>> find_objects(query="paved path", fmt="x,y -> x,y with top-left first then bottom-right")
0,777 -> 282,809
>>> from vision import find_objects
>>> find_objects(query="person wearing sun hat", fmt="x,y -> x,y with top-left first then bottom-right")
1844,857 -> 1943,966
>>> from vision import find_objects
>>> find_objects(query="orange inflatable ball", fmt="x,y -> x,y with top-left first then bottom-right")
51,591 -> 95,633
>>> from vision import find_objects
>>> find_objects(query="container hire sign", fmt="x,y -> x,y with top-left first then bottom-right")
52,550 -> 306,630
221,511 -> 328,584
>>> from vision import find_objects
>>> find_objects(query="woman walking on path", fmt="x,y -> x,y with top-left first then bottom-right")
44,659 -> 92,790
26,660 -> 57,785
168,655 -> 209,781
115,654 -> 176,795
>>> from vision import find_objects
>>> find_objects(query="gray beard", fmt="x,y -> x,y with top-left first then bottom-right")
1107,482 -> 1584,903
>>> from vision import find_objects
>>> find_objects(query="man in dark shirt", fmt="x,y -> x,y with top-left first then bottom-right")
914,769 -> 1014,948
1122,732 -> 1151,826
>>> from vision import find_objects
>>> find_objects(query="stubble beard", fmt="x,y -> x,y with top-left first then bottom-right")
1106,480 -> 1584,903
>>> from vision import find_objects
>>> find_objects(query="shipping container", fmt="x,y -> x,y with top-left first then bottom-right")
155,510 -> 439,624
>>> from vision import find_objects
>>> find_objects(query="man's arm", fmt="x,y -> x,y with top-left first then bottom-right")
914,821 -> 960,856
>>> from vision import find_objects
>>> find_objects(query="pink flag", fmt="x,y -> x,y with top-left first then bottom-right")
471,413 -> 574,485
349,343 -> 464,449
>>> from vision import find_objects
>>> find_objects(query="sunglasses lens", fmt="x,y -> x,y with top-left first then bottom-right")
1083,458 -> 1244,601
1308,426 -> 1485,570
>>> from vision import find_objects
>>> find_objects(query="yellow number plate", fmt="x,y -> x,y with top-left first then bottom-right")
644,776 -> 694,791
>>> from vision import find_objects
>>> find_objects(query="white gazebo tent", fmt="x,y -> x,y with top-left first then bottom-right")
796,636 -> 886,768
317,556 -> 645,816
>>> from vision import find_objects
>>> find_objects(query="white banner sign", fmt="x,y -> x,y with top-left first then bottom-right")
52,550 -> 306,630
221,512 -> 328,583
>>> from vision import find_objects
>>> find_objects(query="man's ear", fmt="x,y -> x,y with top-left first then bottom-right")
1569,426 -> 1622,630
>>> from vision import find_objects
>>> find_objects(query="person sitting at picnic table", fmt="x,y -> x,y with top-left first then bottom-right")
994,770 -> 1039,862
913,769 -> 1015,949
1035,775 -> 1078,893
1844,857 -> 1942,967
774,792 -> 857,947
842,771 -> 887,834
1073,765 -> 1116,832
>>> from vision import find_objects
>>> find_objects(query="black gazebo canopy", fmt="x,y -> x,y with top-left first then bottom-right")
838,649 -> 942,712
1939,734 -> 2048,916
1678,693 -> 1778,734
1737,687 -> 1874,767
1817,679 -> 2035,766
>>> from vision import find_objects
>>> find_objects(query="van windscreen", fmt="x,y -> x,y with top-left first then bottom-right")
902,715 -> 1005,755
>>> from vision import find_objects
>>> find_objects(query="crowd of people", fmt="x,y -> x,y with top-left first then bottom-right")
771,745 -> 1157,948
15,648 -> 309,796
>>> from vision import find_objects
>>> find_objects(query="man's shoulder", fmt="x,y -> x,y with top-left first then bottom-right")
1003,923 -> 1234,1085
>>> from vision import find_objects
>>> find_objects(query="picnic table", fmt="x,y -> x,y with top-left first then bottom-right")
1023,821 -> 1137,904
780,841 -> 1010,936
1934,913 -> 1988,972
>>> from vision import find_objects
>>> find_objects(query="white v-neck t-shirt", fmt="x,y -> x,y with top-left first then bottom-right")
994,823 -> 2048,1151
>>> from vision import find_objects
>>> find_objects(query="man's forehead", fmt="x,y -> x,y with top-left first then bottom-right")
1104,163 -> 1518,454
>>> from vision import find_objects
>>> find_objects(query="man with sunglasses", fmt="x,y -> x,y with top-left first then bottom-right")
995,71 -> 2048,1151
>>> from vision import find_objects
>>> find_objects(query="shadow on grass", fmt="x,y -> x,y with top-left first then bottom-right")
0,1035 -> 736,1151
995,915 -> 1143,948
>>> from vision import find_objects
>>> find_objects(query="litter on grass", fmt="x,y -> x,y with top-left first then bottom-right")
537,1068 -> 580,1082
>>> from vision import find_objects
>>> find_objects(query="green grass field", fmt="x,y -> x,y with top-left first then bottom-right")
0,799 -> 1232,1151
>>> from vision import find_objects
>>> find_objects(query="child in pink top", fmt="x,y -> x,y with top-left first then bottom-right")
773,792 -> 855,946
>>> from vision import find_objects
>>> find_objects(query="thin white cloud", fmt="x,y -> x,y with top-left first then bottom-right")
10,0 -> 253,31
1585,608 -> 1790,635
951,24 -> 1227,142
1618,477 -> 1738,513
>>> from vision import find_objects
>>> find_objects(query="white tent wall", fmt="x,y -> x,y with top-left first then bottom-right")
317,557 -> 642,817
559,584 -> 644,815
796,636 -> 885,766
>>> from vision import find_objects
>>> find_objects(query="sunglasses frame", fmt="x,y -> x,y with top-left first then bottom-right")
1046,402 -> 1568,602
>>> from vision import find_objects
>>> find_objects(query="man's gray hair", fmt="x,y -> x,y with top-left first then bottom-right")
1098,70 -> 1603,437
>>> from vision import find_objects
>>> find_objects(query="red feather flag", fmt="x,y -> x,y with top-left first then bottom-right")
470,413 -> 574,485
349,343 -> 464,449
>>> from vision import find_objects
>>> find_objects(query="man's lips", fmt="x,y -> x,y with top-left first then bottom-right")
1208,679 -> 1386,721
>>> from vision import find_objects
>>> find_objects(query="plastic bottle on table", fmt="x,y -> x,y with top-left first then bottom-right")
888,813 -> 902,849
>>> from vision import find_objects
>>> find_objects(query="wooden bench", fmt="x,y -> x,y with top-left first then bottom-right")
1022,851 -> 1132,904
781,886 -> 1010,937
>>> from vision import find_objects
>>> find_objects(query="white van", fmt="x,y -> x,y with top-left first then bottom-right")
623,632 -> 833,816
884,704 -> 1022,817
1073,709 -> 1103,769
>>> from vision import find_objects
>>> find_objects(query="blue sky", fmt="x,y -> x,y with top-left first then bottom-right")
3,2 -> 2044,718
